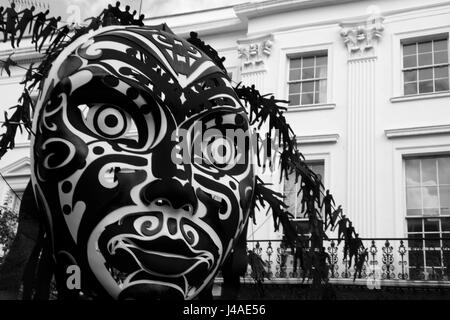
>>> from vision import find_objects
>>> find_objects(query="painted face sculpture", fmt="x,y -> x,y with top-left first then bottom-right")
30,26 -> 255,299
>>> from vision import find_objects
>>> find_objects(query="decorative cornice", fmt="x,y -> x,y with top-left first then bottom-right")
0,156 -> 31,178
237,34 -> 274,72
340,15 -> 384,58
296,134 -> 339,144
0,45 -> 47,66
385,124 -> 450,139
235,0 -> 359,20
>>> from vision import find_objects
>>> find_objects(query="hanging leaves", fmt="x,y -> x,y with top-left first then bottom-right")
233,79 -> 366,286
0,53 -> 17,77
0,2 -> 147,161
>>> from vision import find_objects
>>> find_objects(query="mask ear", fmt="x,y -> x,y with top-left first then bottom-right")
220,222 -> 249,299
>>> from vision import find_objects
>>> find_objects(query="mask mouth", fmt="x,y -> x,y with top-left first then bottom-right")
96,211 -> 217,296
105,235 -> 214,277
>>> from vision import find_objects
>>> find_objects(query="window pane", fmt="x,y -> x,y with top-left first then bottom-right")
403,43 -> 417,56
409,252 -> 424,270
440,186 -> 450,215
404,82 -> 417,95
407,187 -> 421,215
288,94 -> 300,106
425,250 -> 441,266
295,199 -> 303,218
434,39 -> 448,52
424,218 -> 440,232
315,65 -> 327,78
435,66 -> 449,79
309,163 -> 324,182
424,208 -> 440,216
289,83 -> 301,94
289,69 -> 301,81
303,57 -> 314,67
284,189 -> 295,209
425,233 -> 440,247
434,51 -> 448,64
419,68 -> 433,80
419,80 -> 433,93
284,174 -> 296,191
301,93 -> 313,105
408,233 -> 424,249
442,218 -> 450,232
314,92 -> 320,104
294,220 -> 310,235
403,55 -> 417,68
418,53 -> 432,66
404,70 -> 417,82
302,67 -> 314,80
316,56 -> 327,66
438,157 -> 450,184
406,159 -> 421,186
422,186 -> 439,211
301,81 -> 314,93
422,159 -> 437,185
418,41 -> 432,53
317,80 -> 327,101
290,58 -> 302,69
435,78 -> 449,92
408,219 -> 423,232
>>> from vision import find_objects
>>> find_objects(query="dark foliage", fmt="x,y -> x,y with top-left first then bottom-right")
0,206 -> 18,265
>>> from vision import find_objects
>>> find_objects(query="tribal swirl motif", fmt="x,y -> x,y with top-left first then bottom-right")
30,26 -> 255,300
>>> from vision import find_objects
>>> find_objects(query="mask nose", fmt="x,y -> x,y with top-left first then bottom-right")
140,178 -> 198,213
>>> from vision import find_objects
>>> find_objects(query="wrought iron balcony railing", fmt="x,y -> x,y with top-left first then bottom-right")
242,238 -> 450,283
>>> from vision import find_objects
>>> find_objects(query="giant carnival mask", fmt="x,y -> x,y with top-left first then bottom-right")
30,26 -> 255,300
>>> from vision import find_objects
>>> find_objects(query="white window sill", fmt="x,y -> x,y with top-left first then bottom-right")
286,103 -> 336,112
390,91 -> 450,103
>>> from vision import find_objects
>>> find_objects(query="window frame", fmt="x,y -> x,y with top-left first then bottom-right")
401,36 -> 449,96
391,27 -> 450,101
287,53 -> 328,107
403,154 -> 450,279
282,159 -> 325,221
279,42 -> 335,112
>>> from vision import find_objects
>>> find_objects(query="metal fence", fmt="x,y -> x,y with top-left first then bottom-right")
244,238 -> 450,282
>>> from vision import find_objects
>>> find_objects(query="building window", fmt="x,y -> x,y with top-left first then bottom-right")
405,156 -> 450,280
284,161 -> 324,220
402,37 -> 449,95
288,54 -> 327,106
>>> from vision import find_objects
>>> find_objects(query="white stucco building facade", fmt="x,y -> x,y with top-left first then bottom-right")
148,0 -> 450,244
1,0 -> 450,281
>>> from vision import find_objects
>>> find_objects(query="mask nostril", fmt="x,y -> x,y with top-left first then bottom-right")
181,204 -> 193,214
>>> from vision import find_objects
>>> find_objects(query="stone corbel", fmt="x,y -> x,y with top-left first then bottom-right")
237,34 -> 274,72
340,15 -> 384,58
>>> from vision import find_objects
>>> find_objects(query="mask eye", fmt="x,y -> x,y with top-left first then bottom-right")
205,137 -> 235,165
81,104 -> 134,140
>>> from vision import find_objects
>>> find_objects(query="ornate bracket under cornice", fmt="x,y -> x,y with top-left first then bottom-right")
237,34 -> 274,72
340,16 -> 384,59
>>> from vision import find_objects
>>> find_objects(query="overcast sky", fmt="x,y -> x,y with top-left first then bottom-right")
0,0 -> 255,21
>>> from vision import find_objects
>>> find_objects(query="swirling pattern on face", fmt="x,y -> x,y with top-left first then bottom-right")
30,26 -> 255,300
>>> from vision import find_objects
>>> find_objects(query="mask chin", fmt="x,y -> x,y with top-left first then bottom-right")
118,283 -> 184,300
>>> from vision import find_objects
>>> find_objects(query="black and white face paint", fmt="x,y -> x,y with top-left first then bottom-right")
30,26 -> 255,300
